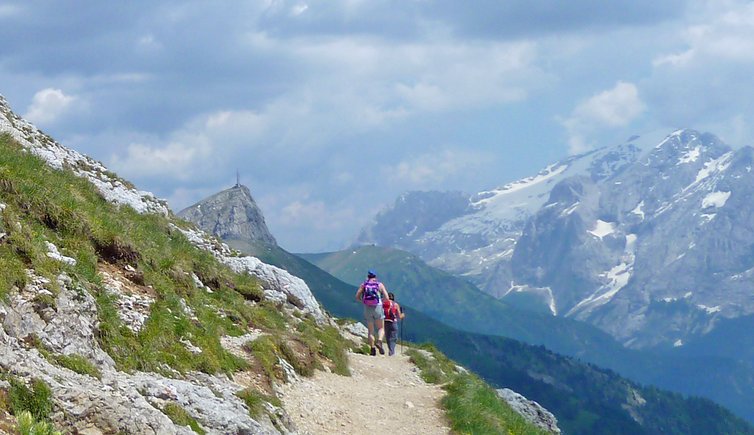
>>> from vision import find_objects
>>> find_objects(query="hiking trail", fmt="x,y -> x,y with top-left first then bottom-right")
279,351 -> 451,435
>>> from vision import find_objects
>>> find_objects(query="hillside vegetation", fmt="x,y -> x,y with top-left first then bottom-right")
0,131 -> 551,434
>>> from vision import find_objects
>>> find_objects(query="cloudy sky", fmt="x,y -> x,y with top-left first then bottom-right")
2,0 -> 754,252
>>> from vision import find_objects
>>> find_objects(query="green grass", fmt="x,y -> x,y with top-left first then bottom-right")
54,353 -> 101,379
294,319 -> 351,376
26,335 -> 102,379
16,410 -> 61,435
444,374 -> 549,435
0,134 -> 265,375
244,336 -> 280,381
406,345 -> 549,435
162,403 -> 206,434
7,378 -> 53,422
236,387 -> 281,418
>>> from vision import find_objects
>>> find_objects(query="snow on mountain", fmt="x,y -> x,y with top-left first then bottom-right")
359,129 -> 754,349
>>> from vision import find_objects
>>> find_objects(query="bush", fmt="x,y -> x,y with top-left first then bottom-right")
16,410 -> 61,435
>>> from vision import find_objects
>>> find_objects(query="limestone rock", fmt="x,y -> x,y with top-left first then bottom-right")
497,388 -> 561,434
178,184 -> 277,246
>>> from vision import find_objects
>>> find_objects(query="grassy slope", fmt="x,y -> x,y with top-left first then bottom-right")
0,133 -> 352,426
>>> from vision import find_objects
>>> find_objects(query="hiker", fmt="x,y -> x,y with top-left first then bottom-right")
355,270 -> 390,356
383,292 -> 405,356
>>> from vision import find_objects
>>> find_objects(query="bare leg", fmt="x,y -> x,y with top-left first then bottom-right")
366,319 -> 376,347
375,319 -> 386,354
376,319 -> 385,342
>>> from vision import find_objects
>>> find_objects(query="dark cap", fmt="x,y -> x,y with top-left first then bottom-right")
367,269 -> 377,278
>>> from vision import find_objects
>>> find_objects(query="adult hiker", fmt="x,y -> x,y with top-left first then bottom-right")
355,270 -> 390,356
383,292 -> 405,356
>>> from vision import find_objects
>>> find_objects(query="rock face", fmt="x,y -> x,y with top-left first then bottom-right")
178,184 -> 277,246
356,130 -> 754,350
497,388 -> 561,434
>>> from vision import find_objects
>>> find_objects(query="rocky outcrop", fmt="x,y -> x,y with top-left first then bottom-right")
178,185 -> 277,246
175,225 -> 326,323
497,388 -> 561,434
0,269 -> 288,434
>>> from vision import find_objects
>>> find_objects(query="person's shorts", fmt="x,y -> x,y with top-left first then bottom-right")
363,304 -> 385,321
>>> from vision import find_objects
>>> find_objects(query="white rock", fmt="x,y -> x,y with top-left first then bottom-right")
497,388 -> 561,434
174,225 -> 326,323
45,241 -> 77,266
0,96 -> 169,216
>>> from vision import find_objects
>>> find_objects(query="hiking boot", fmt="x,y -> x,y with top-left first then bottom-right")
376,342 -> 385,355
370,347 -> 376,356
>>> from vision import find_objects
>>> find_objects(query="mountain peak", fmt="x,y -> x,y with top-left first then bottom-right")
178,183 -> 277,246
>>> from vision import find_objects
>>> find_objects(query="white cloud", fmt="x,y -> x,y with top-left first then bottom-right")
381,148 -> 487,187
275,196 -> 357,231
24,88 -> 77,125
0,4 -> 20,18
644,1 -> 754,139
290,3 -> 308,16
108,107 -> 272,182
656,4 -> 754,68
110,140 -> 213,181
241,34 -> 545,132
560,81 -> 646,153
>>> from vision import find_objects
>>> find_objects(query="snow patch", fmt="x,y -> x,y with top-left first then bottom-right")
677,146 -> 701,164
630,201 -> 645,220
560,202 -> 580,216
504,282 -> 557,316
475,163 -> 568,203
588,220 -> 616,239
693,153 -> 733,185
698,304 -> 721,314
700,213 -> 716,223
567,234 -> 637,317
673,339 -> 684,347
701,191 -> 730,208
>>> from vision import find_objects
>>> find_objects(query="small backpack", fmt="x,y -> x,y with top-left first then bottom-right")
362,280 -> 381,306
384,300 -> 400,321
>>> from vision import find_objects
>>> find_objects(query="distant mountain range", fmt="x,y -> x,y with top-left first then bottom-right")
356,130 -> 754,354
179,180 -> 754,430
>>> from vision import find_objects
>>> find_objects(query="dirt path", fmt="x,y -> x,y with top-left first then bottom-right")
279,351 -> 451,435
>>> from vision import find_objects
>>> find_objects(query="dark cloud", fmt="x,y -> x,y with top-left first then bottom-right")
254,0 -> 689,40
427,0 -> 689,39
